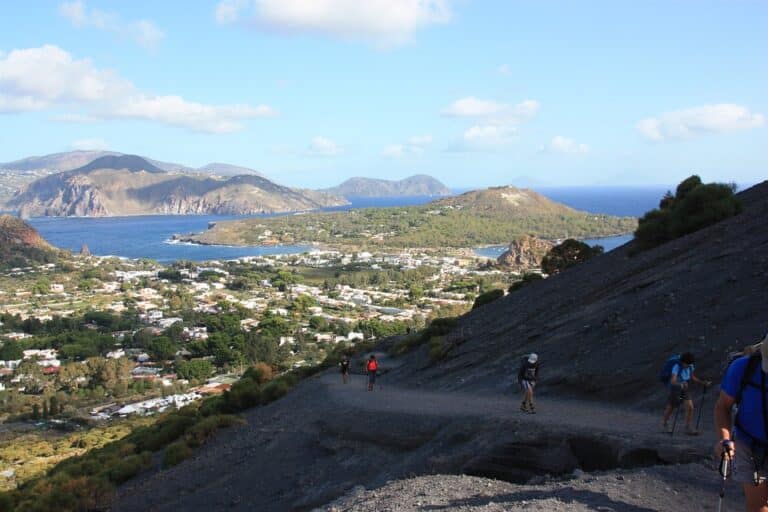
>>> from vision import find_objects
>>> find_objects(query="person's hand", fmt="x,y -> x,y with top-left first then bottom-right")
715,439 -> 735,460
705,380 -> 713,388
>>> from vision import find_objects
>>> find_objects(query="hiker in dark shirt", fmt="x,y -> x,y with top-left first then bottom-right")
339,357 -> 350,384
518,353 -> 539,414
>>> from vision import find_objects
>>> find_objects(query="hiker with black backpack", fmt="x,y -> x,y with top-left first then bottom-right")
715,332 -> 768,512
339,356 -> 351,384
518,353 -> 539,414
661,352 -> 711,434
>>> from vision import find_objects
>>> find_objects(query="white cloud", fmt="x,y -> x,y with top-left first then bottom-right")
383,134 -> 433,158
307,136 -> 343,157
59,1 -> 165,49
109,95 -> 276,134
0,45 -> 276,133
442,97 -> 508,117
638,104 -> 765,141
545,135 -> 589,154
497,64 -> 511,75
215,0 -> 451,47
442,97 -> 540,123
71,138 -> 108,150
445,124 -> 517,153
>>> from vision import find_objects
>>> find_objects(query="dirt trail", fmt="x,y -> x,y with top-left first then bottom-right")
114,358 -> 727,512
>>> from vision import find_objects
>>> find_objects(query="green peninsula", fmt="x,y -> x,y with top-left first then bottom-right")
183,186 -> 638,249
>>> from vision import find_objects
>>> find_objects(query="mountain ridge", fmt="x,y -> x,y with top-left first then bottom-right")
9,156 -> 347,217
322,175 -> 451,198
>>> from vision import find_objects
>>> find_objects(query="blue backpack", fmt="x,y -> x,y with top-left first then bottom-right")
659,355 -> 681,384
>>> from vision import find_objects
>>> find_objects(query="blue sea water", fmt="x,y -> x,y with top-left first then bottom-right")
25,188 -> 662,263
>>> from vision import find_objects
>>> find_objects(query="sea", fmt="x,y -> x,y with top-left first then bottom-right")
21,188 -> 668,263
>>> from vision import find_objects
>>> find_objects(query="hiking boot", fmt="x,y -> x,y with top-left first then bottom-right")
520,401 -> 529,413
528,404 -> 536,414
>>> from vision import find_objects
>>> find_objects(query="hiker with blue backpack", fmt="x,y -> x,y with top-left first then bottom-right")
661,352 -> 711,434
714,332 -> 768,512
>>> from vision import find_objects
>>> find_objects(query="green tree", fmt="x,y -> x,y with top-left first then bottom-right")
541,239 -> 603,275
148,337 -> 177,361
176,359 -> 214,381
0,342 -> 24,361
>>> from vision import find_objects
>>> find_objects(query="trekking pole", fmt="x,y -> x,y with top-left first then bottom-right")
670,399 -> 681,437
718,444 -> 732,512
695,384 -> 709,432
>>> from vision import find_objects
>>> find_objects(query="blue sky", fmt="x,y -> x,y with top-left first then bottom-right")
0,0 -> 765,188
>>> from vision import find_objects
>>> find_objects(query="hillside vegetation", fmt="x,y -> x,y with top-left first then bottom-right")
0,215 -> 60,269
187,186 -> 637,248
633,175 -> 742,252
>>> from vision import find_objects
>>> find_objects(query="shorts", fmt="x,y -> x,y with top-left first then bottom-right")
667,386 -> 691,406
731,440 -> 768,484
521,379 -> 535,391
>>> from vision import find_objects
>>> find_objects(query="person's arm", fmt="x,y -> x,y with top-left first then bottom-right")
692,373 -> 712,386
714,391 -> 736,457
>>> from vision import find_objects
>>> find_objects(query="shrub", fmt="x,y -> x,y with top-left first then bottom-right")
633,175 -> 741,252
427,336 -> 448,362
163,441 -> 192,468
541,239 -> 603,275
106,453 -> 150,484
133,414 -> 196,452
185,415 -> 243,447
508,273 -> 543,292
472,289 -> 504,310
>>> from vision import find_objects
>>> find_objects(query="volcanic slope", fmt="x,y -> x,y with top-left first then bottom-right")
113,181 -> 765,512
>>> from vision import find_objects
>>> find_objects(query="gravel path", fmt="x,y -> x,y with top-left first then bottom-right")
114,360 -> 731,511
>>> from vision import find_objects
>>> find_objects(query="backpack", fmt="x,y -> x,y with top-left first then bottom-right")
367,359 -> 378,372
519,357 -> 538,381
733,353 -> 768,445
659,355 -> 681,384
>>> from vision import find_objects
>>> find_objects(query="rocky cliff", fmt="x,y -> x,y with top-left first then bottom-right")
496,235 -> 554,271
10,156 -> 348,217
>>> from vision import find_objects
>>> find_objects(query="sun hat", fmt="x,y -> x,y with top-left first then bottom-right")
528,353 -> 538,364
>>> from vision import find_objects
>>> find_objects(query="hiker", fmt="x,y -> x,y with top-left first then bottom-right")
339,356 -> 350,384
366,354 -> 378,391
662,352 -> 711,434
518,353 -> 539,414
714,332 -> 768,511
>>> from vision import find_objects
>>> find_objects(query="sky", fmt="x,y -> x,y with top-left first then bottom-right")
0,0 -> 766,189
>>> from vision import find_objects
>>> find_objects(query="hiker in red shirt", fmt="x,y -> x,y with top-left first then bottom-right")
366,354 -> 378,391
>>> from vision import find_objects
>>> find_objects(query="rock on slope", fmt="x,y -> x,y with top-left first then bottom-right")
10,155 -> 348,217
496,235 -> 553,271
393,180 -> 768,407
318,467 -> 742,511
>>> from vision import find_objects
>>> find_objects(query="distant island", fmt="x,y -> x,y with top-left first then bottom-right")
322,175 -> 451,198
182,185 -> 637,249
9,155 -> 347,217
0,150 -> 266,207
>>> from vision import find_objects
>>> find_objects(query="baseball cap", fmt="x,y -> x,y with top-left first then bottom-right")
528,353 -> 538,364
